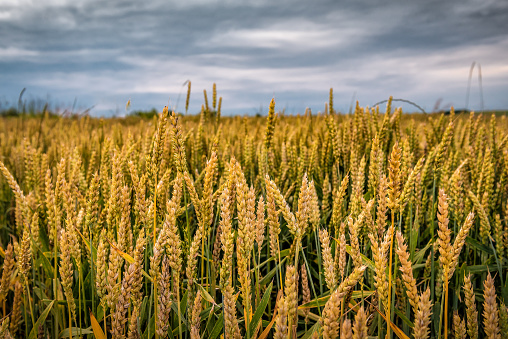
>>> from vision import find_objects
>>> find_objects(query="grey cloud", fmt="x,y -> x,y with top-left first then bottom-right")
0,0 -> 507,116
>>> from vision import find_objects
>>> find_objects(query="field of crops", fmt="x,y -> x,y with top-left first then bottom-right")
0,91 -> 507,339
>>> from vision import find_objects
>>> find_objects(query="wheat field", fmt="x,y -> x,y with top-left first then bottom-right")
0,89 -> 507,339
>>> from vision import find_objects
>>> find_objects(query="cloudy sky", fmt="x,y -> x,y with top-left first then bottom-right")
1,0 -> 507,116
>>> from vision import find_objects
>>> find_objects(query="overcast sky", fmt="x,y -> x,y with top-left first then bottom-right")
1,0 -> 507,116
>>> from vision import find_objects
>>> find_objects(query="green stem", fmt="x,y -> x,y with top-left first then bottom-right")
443,278 -> 449,339
68,306 -> 73,339
103,302 -> 107,335
314,228 -> 324,295
25,282 -> 35,327
148,283 -> 154,339
386,211 -> 395,339
255,249 -> 261,308
54,219 -> 59,339
78,265 -> 83,338
23,292 -> 28,336
90,222 -> 96,318
176,277 -> 183,339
